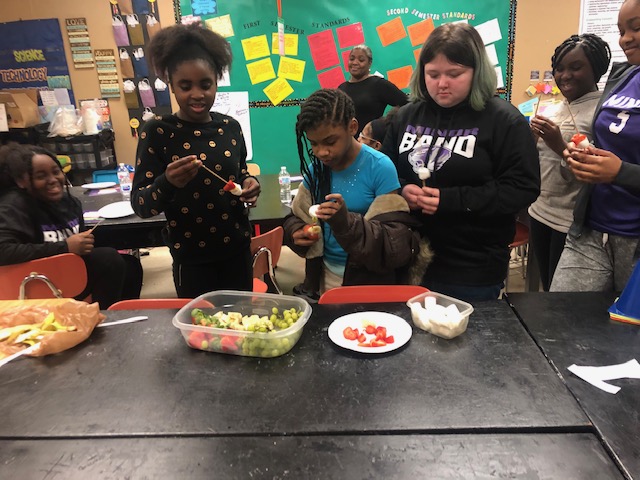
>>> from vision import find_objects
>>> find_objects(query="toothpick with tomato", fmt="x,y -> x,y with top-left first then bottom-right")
195,160 -> 243,196
568,132 -> 590,150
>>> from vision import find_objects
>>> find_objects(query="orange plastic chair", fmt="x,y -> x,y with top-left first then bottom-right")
509,221 -> 530,276
0,253 -> 88,300
107,298 -> 195,310
251,226 -> 284,294
318,285 -> 429,304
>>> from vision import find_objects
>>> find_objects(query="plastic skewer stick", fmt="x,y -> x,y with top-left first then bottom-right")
533,94 -> 542,117
89,219 -> 104,233
199,163 -> 228,185
565,100 -> 580,133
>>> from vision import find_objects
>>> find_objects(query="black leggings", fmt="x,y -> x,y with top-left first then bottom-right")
78,248 -> 142,309
172,249 -> 253,298
529,217 -> 567,291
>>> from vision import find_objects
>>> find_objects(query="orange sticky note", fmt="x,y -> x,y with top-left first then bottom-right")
414,48 -> 422,64
387,65 -> 413,90
376,17 -> 407,47
407,18 -> 434,47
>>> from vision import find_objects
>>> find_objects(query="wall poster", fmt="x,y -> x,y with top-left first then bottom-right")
173,0 -> 517,174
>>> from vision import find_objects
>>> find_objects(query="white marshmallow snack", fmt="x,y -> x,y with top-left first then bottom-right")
308,204 -> 320,219
418,167 -> 431,186
223,180 -> 243,196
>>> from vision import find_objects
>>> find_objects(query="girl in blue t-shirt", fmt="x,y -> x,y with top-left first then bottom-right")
283,89 -> 429,299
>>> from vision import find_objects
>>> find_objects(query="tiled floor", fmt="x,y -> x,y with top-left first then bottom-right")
139,246 -> 529,299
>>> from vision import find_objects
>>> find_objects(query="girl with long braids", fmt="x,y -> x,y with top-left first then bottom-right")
529,34 -> 611,291
0,144 -> 141,308
284,88 -> 430,298
552,0 -> 640,292
132,24 -> 260,297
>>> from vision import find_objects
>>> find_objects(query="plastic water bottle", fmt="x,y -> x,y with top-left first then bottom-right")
117,163 -> 132,200
278,166 -> 291,205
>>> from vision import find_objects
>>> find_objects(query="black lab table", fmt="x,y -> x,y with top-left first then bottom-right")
507,292 -> 640,479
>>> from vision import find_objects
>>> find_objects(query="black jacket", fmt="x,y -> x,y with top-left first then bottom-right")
382,97 -> 540,285
0,188 -> 82,265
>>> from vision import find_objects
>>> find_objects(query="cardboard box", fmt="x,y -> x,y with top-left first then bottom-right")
0,90 -> 41,128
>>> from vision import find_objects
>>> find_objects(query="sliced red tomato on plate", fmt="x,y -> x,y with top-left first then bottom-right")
384,336 -> 395,344
343,327 -> 358,341
365,325 -> 376,334
357,333 -> 366,343
375,326 -> 387,340
371,339 -> 387,347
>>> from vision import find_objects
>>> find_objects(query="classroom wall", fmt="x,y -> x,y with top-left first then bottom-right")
0,0 -> 177,167
511,0 -> 581,107
1,0 -> 582,169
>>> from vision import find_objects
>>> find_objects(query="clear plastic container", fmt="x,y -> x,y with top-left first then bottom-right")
173,290 -> 312,357
406,291 -> 474,339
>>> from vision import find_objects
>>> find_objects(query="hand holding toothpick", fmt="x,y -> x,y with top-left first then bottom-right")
89,219 -> 104,233
195,160 -> 243,196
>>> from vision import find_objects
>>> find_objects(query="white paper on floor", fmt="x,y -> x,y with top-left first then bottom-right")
567,359 -> 640,394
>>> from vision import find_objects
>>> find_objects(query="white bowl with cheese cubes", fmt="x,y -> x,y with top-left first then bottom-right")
406,291 -> 473,339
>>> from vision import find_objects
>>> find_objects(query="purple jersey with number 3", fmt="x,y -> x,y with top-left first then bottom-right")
588,67 -> 640,236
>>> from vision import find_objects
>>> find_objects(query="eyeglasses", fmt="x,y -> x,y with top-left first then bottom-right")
358,132 -> 381,146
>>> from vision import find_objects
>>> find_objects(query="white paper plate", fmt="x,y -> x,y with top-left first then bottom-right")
327,311 -> 412,354
97,201 -> 135,219
81,182 -> 117,190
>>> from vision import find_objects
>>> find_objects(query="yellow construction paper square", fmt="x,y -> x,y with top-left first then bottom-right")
271,33 -> 299,56
246,57 -> 276,85
204,14 -> 235,38
241,34 -> 271,61
263,77 -> 293,106
277,57 -> 305,82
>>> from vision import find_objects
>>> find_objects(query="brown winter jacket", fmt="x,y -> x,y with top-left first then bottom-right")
283,184 -> 432,289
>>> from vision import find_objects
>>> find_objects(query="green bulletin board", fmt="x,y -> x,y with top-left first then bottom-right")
175,0 -> 516,174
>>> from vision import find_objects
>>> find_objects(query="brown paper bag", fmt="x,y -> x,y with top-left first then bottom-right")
119,48 -> 134,78
0,300 -> 104,359
126,15 -> 145,46
145,14 -> 161,39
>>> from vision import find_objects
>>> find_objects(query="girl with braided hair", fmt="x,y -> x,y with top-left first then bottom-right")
529,33 -> 611,291
131,23 -> 260,297
284,88 -> 429,298
552,0 -> 640,292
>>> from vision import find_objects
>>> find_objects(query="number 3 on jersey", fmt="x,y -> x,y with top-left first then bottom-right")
609,111 -> 629,134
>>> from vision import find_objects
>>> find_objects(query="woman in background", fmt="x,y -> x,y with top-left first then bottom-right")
382,22 -> 540,302
338,44 -> 408,136
0,144 -> 140,308
528,33 -> 611,291
551,0 -> 640,292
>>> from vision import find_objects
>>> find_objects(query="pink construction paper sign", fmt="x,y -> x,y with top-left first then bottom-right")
342,50 -> 351,70
317,66 -> 346,89
307,30 -> 340,71
336,23 -> 364,49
